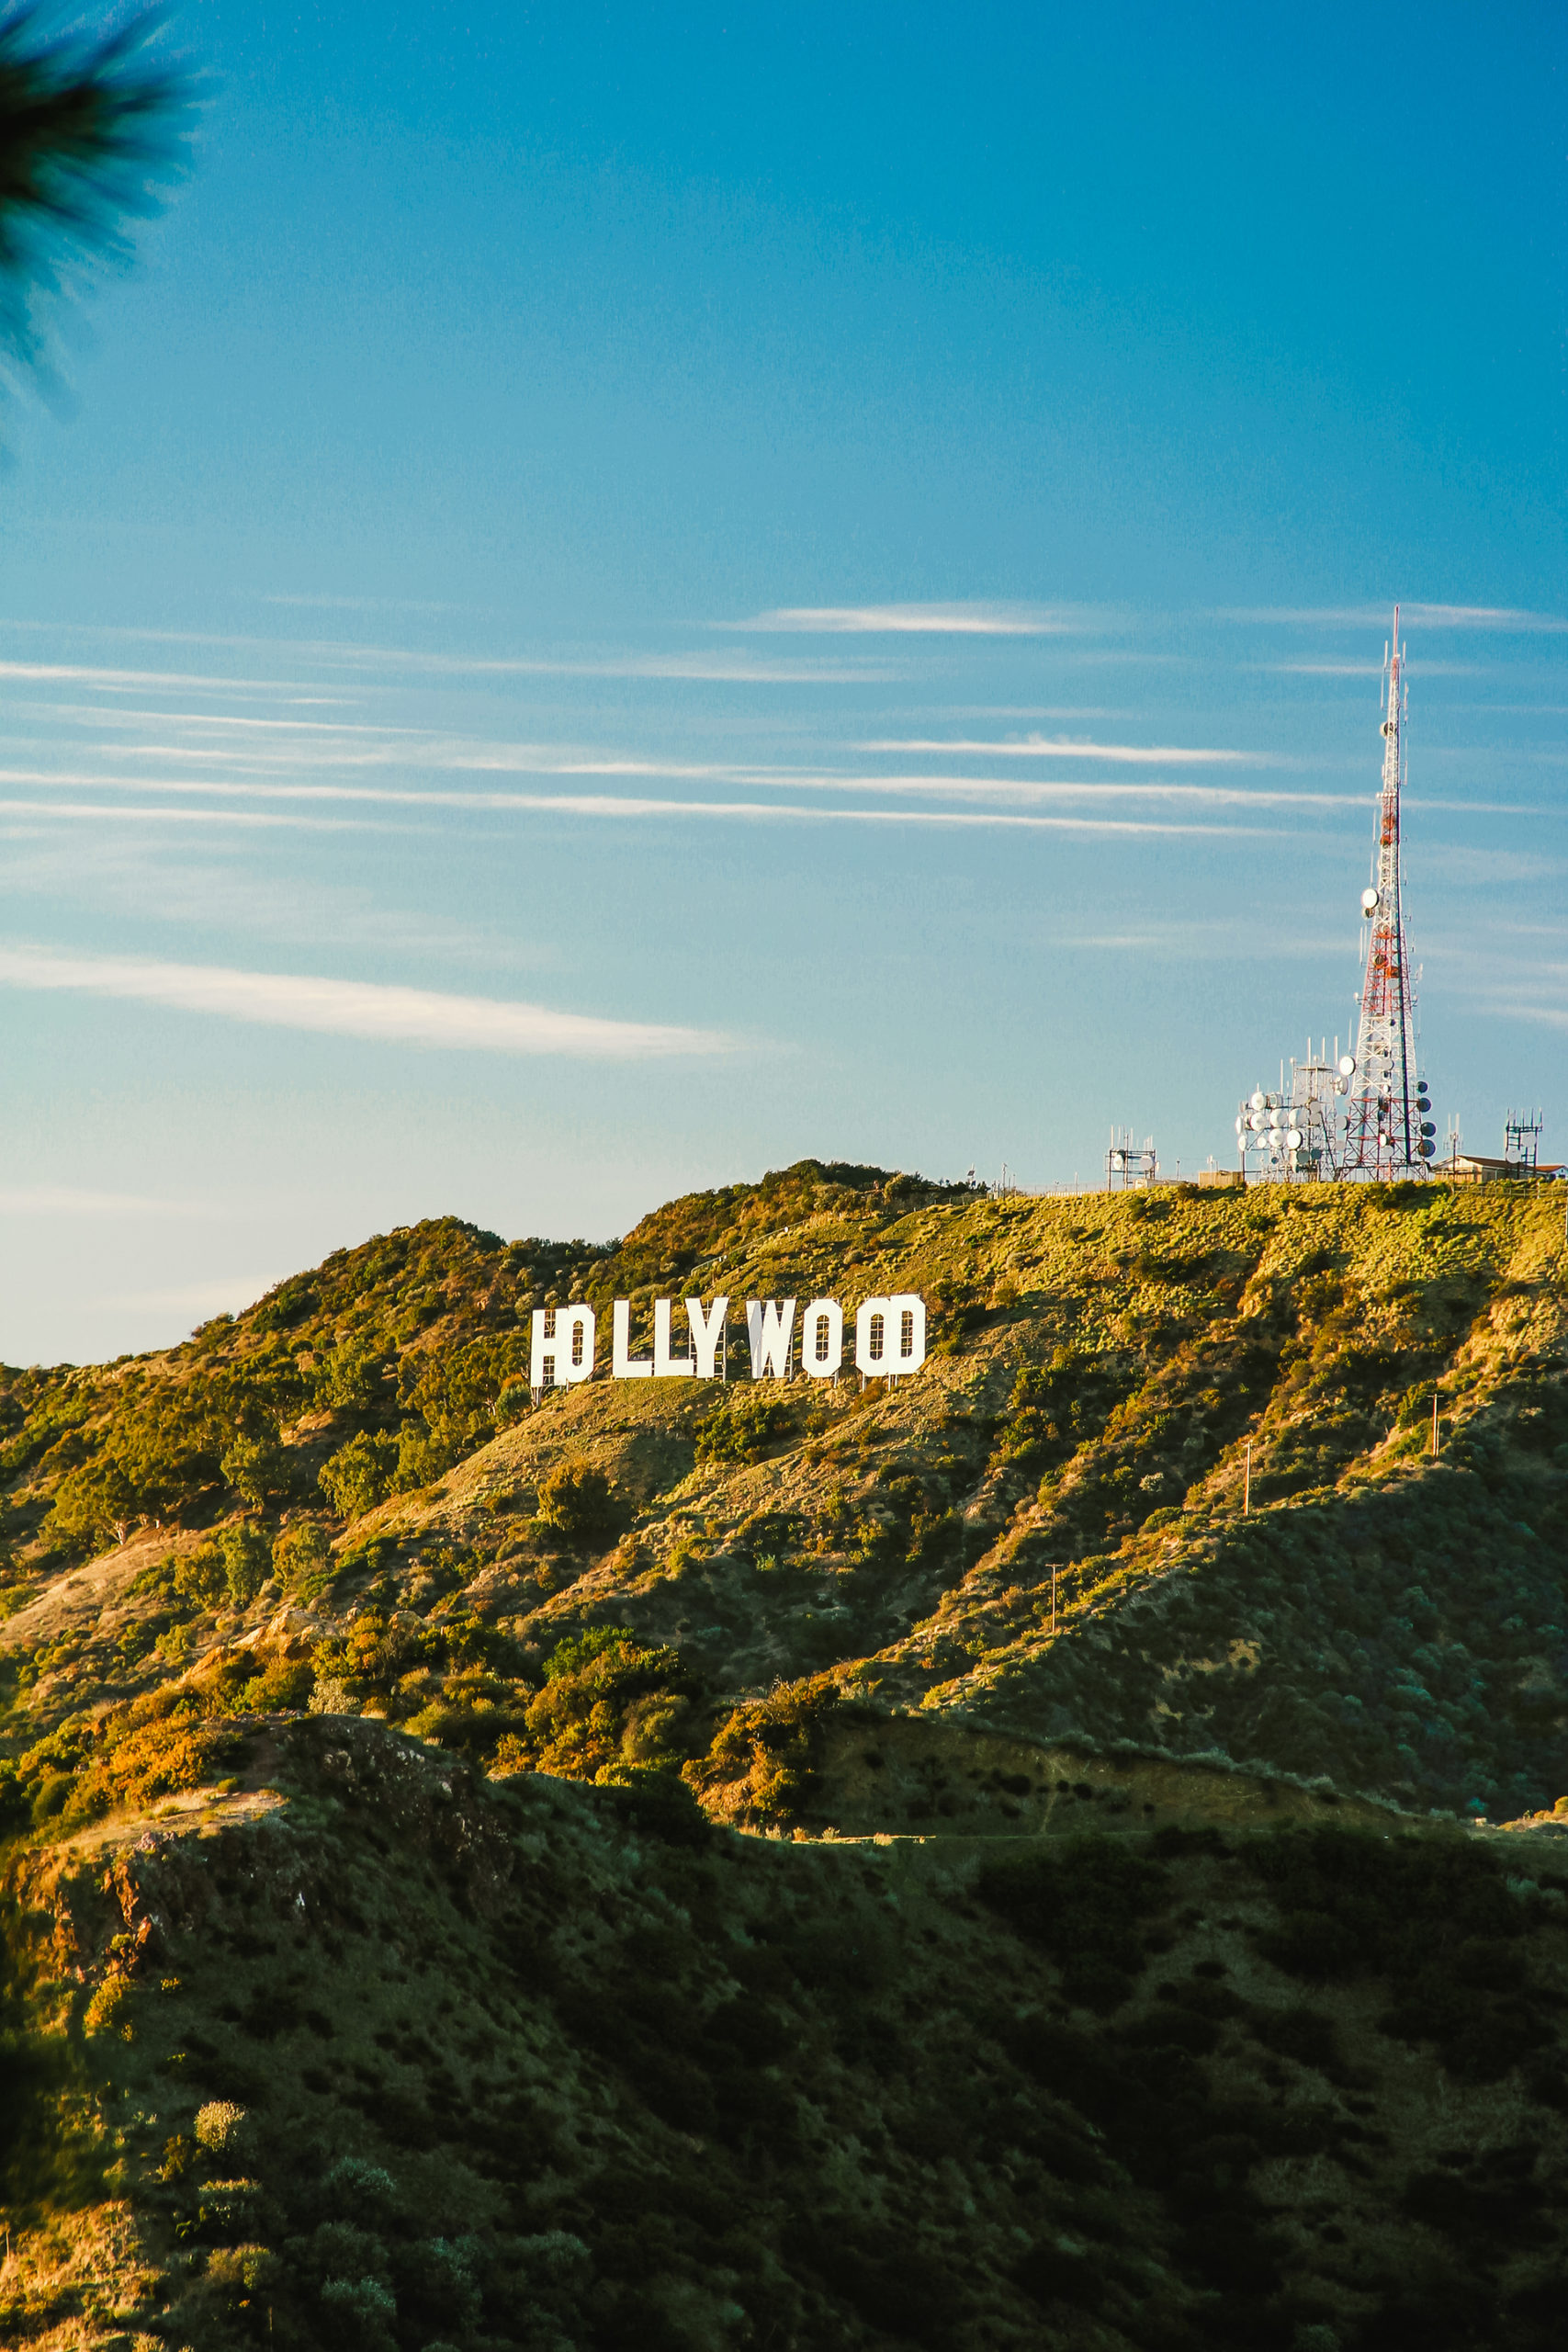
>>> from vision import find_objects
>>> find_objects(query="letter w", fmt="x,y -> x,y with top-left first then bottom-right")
746,1298 -> 795,1379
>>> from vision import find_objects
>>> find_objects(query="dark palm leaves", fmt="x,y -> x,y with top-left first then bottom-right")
0,6 -> 193,388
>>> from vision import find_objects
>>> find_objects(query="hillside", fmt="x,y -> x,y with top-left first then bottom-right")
3,1162 -> 1565,1830
3,1161 -> 1568,2349
6,1716 -> 1568,2352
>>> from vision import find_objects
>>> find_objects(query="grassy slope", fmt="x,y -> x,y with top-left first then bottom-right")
2,1167 -> 1568,2347
3,1165 -> 1564,1826
4,1719 -> 1568,2352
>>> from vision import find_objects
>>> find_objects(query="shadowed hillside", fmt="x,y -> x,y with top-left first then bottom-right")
4,1717 -> 1568,2351
3,1163 -> 1568,2346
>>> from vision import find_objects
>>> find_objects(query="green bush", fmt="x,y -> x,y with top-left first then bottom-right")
495,1379 -> 531,1428
220,1430 -> 288,1507
248,1656 -> 313,1711
175,1544 -> 227,1610
220,1522 -> 271,1607
320,1431 -> 399,1521
536,1462 -> 615,1541
694,1392 -> 794,1465
273,1520 -> 333,1596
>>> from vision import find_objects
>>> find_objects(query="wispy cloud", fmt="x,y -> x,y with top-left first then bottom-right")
0,763 -> 1340,816
716,603 -> 1091,637
0,659 -> 333,696
0,946 -> 730,1058
0,638 -> 892,689
1220,603 -> 1568,632
355,791 -> 1267,836
0,1185 -> 234,1218
1256,661 -> 1487,678
779,774 -> 1355,809
262,594 -> 466,613
0,797 -> 370,831
857,736 -> 1257,764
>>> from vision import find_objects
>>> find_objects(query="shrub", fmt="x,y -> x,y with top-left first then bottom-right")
694,1393 -> 794,1466
320,1431 -> 399,1521
174,1544 -> 227,1610
220,1430 -> 288,1507
273,1520 -> 333,1596
195,2099 -> 248,2154
520,1630 -> 694,1780
495,1379 -> 531,1427
389,1420 -> 445,1491
83,1976 -> 134,2041
220,1522 -> 270,1607
309,1676 -> 359,1717
693,1675 -> 840,1826
321,2156 -> 400,2224
249,1655 -> 313,1711
62,1708 -> 243,1827
536,1461 -> 615,1541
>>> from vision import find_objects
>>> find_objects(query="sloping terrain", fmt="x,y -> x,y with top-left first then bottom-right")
5,1717 -> 1568,2352
2,1163 -> 1568,2348
3,1164 -> 1564,1835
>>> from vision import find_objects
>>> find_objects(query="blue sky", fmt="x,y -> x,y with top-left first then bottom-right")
1,0 -> 1564,1362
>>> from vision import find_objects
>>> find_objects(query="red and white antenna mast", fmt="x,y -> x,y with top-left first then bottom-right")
1339,607 -> 1435,1177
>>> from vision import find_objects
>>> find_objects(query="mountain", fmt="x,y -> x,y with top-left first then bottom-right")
3,1161 -> 1567,2348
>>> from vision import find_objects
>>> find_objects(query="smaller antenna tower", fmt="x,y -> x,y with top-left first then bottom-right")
1503,1109 -> 1543,1172
1106,1127 -> 1158,1190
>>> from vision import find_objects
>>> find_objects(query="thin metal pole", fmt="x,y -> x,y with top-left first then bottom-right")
1244,1442 -> 1252,1516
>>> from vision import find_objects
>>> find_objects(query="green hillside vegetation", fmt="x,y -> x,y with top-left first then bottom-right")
2,1161 -> 1567,2346
2,1163 -> 1564,1833
4,1717 -> 1568,2351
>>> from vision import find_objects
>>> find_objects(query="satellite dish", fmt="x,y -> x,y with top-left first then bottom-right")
1361,888 -> 1380,912
1417,1138 -> 1436,1159
1338,1055 -> 1356,1077
1235,1115 -> 1245,1135
1286,1128 -> 1303,1149
1250,1090 -> 1266,1111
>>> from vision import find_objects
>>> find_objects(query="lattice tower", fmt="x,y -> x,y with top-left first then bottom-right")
1341,607 -> 1433,1178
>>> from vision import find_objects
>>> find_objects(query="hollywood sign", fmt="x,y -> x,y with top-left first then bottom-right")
529,1295 -> 927,1388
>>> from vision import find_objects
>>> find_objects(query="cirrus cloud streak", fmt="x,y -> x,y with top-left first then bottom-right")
0,945 -> 729,1059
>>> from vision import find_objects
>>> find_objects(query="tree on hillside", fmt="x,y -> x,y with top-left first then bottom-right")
0,5 -> 192,401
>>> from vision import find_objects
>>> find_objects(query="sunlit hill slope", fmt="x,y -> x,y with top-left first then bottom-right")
4,1163 -> 1568,2352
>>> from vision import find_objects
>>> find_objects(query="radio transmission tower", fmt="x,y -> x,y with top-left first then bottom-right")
1340,607 -> 1436,1178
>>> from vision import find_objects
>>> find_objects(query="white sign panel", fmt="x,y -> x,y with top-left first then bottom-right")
528,1294 -> 928,1389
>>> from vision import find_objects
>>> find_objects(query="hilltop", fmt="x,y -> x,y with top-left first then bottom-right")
3,1161 -> 1565,1830
3,1160 -> 1568,2349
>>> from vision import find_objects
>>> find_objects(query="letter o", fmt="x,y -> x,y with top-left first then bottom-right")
855,1294 -> 926,1377
800,1298 -> 843,1378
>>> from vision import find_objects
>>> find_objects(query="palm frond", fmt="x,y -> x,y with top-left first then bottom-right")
0,5 -> 196,384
